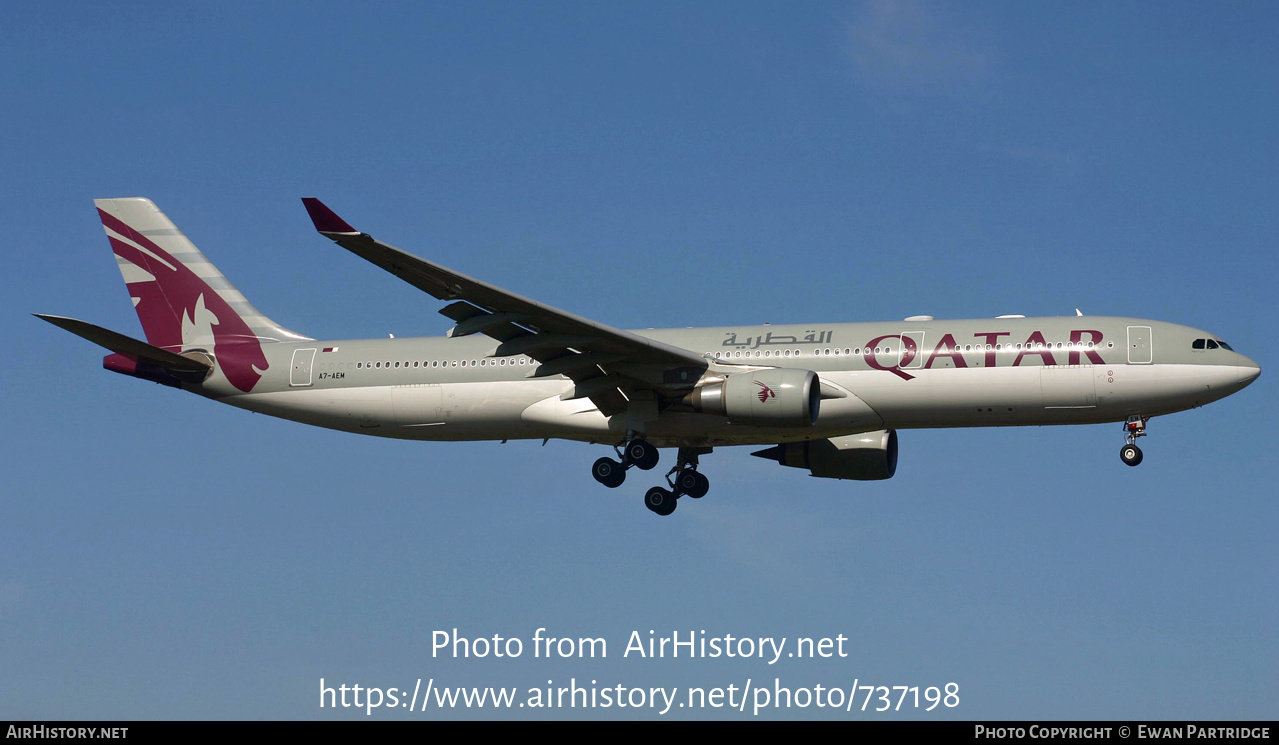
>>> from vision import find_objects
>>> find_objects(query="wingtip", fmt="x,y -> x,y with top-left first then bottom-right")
301,197 -> 358,234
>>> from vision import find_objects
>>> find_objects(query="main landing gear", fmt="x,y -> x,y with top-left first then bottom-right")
591,439 -> 712,516
644,447 -> 712,516
590,437 -> 659,489
1120,415 -> 1147,467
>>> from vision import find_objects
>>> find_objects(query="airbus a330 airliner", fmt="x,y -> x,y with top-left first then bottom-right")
40,198 -> 1261,515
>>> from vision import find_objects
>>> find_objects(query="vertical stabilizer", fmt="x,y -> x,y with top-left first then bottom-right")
94,198 -> 309,392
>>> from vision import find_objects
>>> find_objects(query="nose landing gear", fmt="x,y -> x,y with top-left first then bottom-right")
1120,415 -> 1147,467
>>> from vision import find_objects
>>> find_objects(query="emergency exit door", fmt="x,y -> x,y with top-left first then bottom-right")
1127,326 -> 1153,364
290,348 -> 317,386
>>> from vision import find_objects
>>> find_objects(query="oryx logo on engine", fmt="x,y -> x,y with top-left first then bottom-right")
753,380 -> 776,403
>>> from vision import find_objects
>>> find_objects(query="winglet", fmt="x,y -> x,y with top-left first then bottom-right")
301,197 -> 358,234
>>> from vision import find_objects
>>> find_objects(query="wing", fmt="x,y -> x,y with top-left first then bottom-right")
301,198 -> 707,417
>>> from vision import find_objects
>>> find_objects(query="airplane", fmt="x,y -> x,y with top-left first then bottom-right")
38,198 -> 1261,516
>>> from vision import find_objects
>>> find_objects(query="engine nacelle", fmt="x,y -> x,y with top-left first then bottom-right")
752,429 -> 898,480
685,368 -> 820,427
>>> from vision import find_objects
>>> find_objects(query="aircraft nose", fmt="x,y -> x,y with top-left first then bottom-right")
1237,354 -> 1261,386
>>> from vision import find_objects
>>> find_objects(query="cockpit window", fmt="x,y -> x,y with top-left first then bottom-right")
1217,340 -> 1234,351
1206,339 -> 1219,349
1192,339 -> 1205,350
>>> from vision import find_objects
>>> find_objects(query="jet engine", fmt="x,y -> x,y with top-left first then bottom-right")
684,368 -> 820,427
752,429 -> 898,480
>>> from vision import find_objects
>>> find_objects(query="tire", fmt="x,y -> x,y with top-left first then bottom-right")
592,457 -> 626,488
644,486 -> 677,516
1120,444 -> 1143,467
676,470 -> 709,499
624,439 -> 660,471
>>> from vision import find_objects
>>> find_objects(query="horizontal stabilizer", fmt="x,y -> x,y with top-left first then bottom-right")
34,314 -> 211,372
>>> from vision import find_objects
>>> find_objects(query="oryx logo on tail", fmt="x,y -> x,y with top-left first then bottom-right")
95,199 -> 307,393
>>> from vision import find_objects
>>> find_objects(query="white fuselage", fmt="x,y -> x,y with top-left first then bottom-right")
202,316 -> 1260,448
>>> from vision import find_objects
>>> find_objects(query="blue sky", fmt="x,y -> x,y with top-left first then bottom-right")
2,1 -> 1276,719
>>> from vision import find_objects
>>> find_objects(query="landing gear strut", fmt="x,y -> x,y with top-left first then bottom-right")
1120,415 -> 1147,467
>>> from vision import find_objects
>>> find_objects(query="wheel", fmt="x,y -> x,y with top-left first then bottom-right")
675,469 -> 709,499
644,486 -> 677,516
592,457 -> 626,488
624,439 -> 660,471
1120,443 -> 1143,467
